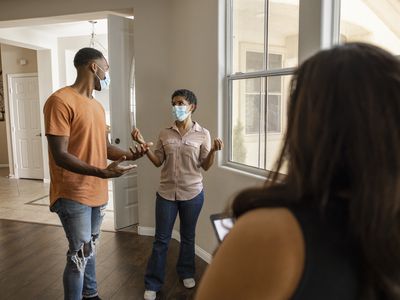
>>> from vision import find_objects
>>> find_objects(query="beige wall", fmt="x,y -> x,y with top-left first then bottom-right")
0,44 -> 38,74
135,0 -> 265,254
0,0 -> 266,255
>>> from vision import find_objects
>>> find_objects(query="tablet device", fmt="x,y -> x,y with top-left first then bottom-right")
210,213 -> 234,243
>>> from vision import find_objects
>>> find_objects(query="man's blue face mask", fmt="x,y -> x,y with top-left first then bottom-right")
95,64 -> 110,90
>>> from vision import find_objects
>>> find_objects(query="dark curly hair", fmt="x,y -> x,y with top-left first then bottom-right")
171,89 -> 198,113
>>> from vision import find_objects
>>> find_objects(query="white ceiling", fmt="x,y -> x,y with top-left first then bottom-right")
21,19 -> 108,38
0,10 -> 134,38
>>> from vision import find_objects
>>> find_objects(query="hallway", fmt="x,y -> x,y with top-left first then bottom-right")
0,167 -> 115,231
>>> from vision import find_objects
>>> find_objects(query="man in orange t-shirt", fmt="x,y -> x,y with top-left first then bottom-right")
43,47 -> 150,300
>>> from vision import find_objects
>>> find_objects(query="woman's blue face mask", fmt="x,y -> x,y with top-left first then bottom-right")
172,105 -> 190,122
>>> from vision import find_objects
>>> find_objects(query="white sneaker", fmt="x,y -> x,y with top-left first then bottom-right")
144,290 -> 156,300
183,278 -> 196,289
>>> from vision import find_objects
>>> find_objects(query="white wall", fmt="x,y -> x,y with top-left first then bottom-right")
37,49 -> 56,181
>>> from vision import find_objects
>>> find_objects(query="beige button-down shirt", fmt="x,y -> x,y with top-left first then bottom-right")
154,122 -> 211,201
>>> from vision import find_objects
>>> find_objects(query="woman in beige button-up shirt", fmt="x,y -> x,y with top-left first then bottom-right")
132,89 -> 223,300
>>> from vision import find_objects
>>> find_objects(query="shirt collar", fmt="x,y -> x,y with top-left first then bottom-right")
168,121 -> 202,132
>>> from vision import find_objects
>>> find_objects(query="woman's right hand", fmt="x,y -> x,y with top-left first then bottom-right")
131,128 -> 146,145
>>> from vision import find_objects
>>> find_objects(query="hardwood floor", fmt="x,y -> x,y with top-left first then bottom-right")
0,219 -> 208,300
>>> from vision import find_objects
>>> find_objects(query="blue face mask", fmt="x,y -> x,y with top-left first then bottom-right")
95,65 -> 111,90
172,105 -> 190,122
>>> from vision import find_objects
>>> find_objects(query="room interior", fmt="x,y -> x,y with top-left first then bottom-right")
0,0 -> 399,298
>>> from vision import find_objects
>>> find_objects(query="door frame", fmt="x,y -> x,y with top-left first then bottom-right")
7,72 -> 42,179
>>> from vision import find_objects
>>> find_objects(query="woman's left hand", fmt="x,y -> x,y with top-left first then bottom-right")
212,138 -> 224,152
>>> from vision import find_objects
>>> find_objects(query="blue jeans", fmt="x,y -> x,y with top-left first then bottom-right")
51,198 -> 106,300
145,191 -> 204,292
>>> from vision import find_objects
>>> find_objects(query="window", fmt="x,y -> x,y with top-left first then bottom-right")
227,0 -> 299,173
339,0 -> 400,55
226,0 -> 400,176
244,52 -> 283,135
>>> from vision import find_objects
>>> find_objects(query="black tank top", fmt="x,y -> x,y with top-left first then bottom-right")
288,200 -> 360,299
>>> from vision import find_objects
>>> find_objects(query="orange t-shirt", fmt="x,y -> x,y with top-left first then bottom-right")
43,86 -> 108,207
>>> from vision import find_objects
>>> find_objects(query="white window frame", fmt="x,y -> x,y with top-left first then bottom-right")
224,0 -> 341,177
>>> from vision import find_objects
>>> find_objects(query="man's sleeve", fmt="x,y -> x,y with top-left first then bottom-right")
43,96 -> 71,137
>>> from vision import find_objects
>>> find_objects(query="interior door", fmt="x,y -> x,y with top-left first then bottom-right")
8,74 -> 44,179
108,14 -> 138,229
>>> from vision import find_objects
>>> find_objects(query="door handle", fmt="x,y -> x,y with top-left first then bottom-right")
115,138 -> 120,144
36,133 -> 42,137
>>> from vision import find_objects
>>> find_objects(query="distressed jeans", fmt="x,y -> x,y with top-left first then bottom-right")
51,198 -> 106,300
145,191 -> 204,292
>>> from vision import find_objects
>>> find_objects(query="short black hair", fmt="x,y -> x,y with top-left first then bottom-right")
73,47 -> 104,68
171,89 -> 198,112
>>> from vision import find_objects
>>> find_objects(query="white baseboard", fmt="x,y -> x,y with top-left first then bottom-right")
138,226 -> 212,264
138,226 -> 155,236
0,164 -> 9,167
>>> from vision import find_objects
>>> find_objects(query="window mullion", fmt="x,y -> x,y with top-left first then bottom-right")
264,0 -> 269,71
264,0 -> 269,170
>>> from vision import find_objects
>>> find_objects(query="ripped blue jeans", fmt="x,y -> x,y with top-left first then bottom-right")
51,198 -> 106,300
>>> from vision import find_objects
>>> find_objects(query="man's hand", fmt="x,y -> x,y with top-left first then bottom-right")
101,156 -> 137,178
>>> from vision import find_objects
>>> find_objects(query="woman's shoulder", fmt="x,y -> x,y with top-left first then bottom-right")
193,122 -> 210,135
233,207 -> 305,268
196,207 -> 304,300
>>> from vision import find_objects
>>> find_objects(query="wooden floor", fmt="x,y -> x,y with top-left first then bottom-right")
0,219 -> 207,300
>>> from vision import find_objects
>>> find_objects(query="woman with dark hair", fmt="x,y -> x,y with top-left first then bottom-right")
195,43 -> 400,300
132,89 -> 223,300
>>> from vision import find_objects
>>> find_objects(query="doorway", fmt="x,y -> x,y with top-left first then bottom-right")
0,13 -> 138,231
8,73 -> 43,179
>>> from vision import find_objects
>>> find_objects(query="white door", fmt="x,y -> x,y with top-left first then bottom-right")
108,14 -> 138,229
8,74 -> 44,179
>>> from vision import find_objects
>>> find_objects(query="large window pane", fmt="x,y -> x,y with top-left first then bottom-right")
232,78 -> 265,168
267,0 -> 300,69
232,0 -> 299,74
232,0 -> 266,74
340,0 -> 400,55
231,75 -> 291,171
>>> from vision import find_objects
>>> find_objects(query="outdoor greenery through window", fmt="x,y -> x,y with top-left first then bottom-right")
228,0 -> 299,173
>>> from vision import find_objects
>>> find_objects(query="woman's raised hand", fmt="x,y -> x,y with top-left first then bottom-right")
131,128 -> 146,145
212,138 -> 224,152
